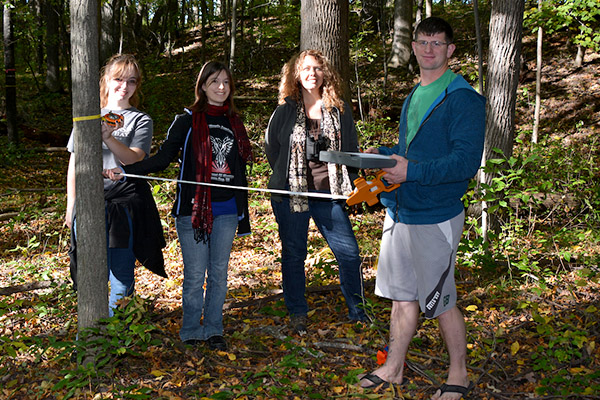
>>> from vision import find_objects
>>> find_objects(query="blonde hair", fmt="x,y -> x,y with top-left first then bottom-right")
99,54 -> 142,108
277,49 -> 345,113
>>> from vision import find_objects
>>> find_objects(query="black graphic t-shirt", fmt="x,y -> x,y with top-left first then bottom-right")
207,114 -> 239,202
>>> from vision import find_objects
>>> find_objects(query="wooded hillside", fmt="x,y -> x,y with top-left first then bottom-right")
1,1 -> 599,399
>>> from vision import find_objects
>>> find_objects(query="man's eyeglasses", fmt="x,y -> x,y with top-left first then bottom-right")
414,40 -> 451,48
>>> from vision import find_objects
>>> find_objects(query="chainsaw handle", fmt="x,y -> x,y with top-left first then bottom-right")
346,171 -> 401,206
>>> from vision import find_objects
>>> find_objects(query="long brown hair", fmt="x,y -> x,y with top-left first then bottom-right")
277,49 -> 345,113
188,61 -> 237,116
99,54 -> 143,108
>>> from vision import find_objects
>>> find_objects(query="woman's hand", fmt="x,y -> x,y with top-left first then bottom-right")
65,207 -> 73,229
364,147 -> 380,154
101,117 -> 124,143
103,167 -> 125,181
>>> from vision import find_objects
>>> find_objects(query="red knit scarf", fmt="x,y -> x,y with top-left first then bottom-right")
191,104 -> 252,242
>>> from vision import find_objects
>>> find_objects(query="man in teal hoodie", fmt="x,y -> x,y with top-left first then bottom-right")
358,17 -> 485,400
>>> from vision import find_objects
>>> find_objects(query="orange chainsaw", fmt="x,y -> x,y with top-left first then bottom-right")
318,151 -> 400,206
347,171 -> 400,206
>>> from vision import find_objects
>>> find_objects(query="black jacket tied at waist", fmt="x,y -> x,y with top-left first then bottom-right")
69,178 -> 167,290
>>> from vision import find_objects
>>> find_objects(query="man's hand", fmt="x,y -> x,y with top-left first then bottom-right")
381,154 -> 408,184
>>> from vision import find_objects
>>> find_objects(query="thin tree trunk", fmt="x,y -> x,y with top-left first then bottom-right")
201,0 -> 208,63
532,0 -> 542,144
574,45 -> 584,68
45,0 -> 61,92
34,0 -> 45,75
474,0 -> 484,94
416,0 -> 423,27
229,0 -> 237,70
4,2 -> 18,145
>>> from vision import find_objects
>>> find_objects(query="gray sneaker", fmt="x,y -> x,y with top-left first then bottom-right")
290,315 -> 308,336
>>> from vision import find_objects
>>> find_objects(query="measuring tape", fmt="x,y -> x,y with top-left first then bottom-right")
117,173 -> 349,201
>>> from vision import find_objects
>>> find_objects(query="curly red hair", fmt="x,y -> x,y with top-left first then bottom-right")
277,49 -> 345,113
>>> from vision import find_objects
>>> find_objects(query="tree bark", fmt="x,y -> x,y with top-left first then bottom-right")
69,0 -> 109,333
474,0 -> 484,94
484,0 -> 524,161
480,0 -> 525,236
45,0 -> 61,92
33,0 -> 45,75
4,1 -> 18,145
425,0 -> 432,18
229,0 -> 238,70
100,0 -> 117,64
532,0 -> 542,144
416,0 -> 423,27
388,0 -> 413,69
300,0 -> 351,102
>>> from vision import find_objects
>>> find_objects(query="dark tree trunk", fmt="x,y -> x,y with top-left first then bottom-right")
4,2 -> 18,145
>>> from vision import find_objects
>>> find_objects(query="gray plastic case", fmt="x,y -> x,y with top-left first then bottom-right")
319,151 -> 397,169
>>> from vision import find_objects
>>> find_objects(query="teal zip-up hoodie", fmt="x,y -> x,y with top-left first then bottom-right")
378,75 -> 486,224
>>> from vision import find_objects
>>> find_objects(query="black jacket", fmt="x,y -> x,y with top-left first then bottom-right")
123,110 -> 251,236
69,179 -> 167,290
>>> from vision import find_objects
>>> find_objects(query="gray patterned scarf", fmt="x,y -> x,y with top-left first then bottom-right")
288,101 -> 352,212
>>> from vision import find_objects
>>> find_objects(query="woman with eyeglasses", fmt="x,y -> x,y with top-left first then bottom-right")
66,54 -> 167,316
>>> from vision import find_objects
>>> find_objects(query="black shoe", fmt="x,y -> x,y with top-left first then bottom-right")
183,339 -> 203,346
289,315 -> 308,336
206,335 -> 228,351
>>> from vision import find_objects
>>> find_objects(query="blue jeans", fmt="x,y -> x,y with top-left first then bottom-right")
74,210 -> 136,318
106,208 -> 135,317
271,196 -> 366,321
176,214 -> 238,342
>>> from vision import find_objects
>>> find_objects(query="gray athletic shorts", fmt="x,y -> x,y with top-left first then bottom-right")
374,210 -> 465,319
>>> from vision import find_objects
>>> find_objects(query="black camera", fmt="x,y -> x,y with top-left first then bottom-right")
306,134 -> 330,161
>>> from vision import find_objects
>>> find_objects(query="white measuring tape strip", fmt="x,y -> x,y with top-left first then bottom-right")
118,173 -> 349,201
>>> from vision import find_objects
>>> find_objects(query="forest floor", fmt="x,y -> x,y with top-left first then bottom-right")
1,31 -> 600,399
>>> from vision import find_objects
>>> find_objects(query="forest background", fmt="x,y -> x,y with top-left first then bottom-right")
1,0 -> 599,399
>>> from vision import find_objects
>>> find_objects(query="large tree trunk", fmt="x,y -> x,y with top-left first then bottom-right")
45,0 -> 61,92
480,0 -> 525,237
4,1 -> 18,145
69,0 -> 109,335
300,0 -> 351,102
388,0 -> 413,69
